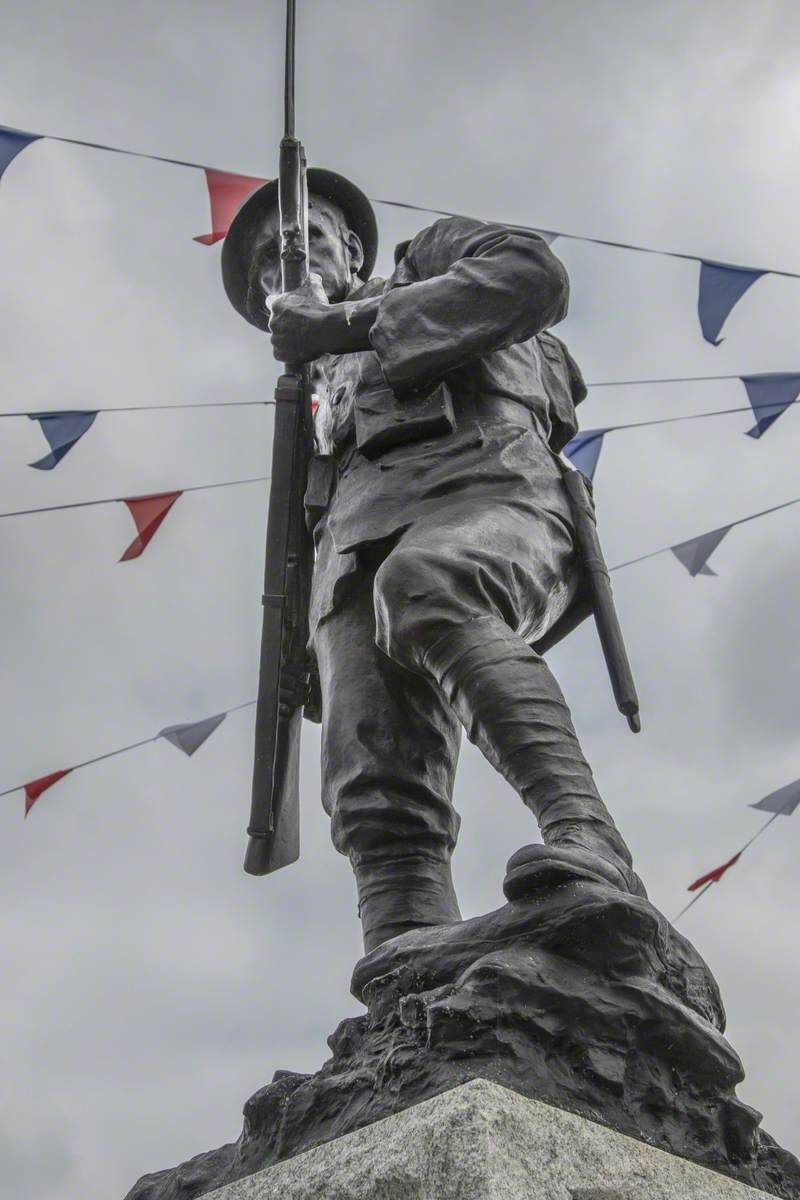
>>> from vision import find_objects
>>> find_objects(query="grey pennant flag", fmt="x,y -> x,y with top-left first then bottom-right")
750,778 -> 800,816
670,525 -> 732,576
159,712 -> 227,756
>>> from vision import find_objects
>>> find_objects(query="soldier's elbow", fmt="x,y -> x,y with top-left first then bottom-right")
536,258 -> 570,330
506,232 -> 570,332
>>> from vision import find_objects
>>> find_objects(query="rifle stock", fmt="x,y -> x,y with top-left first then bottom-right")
245,133 -> 314,875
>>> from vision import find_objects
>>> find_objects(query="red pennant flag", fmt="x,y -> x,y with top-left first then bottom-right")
687,852 -> 742,892
193,169 -> 269,245
120,491 -> 182,562
24,768 -> 72,816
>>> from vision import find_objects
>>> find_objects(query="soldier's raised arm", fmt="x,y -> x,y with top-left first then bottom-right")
265,216 -> 569,389
368,216 -> 569,391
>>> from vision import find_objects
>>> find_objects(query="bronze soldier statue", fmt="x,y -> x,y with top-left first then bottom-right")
222,170 -> 646,954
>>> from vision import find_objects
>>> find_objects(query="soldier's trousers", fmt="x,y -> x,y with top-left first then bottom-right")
312,496 -> 632,952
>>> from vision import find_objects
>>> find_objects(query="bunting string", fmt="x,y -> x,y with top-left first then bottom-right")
579,402 -> 799,435
3,123 -> 800,344
673,779 -> 800,921
3,377 -> 798,476
4,405 -> 274,470
609,494 -> 800,575
0,475 -> 268,560
0,460 -> 794,582
564,372 -> 800,478
586,373 -> 775,387
0,124 -> 215,173
563,413 -> 786,484
2,374 -> 797,418
0,399 -> 271,418
371,195 -> 800,281
0,701 -> 255,815
0,475 -> 268,519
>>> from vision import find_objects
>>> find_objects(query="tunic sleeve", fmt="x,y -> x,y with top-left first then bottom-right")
368,216 -> 569,391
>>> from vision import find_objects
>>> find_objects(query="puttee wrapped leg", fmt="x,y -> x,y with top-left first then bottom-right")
419,616 -> 647,899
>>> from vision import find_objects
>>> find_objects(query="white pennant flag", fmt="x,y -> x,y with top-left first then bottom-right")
158,712 -> 227,756
670,525 -> 732,576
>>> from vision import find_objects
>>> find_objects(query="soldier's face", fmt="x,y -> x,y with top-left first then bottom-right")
248,195 -> 363,309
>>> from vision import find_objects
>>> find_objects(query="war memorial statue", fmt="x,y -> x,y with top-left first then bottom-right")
233,167 -> 645,953
126,168 -> 800,1200
125,8 -> 799,1195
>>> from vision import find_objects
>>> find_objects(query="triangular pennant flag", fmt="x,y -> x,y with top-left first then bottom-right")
750,778 -> 800,817
670,525 -> 732,577
687,852 -> 741,891
741,373 -> 800,439
120,491 -> 182,562
563,428 -> 608,481
193,169 -> 269,245
24,768 -> 72,816
27,410 -> 98,470
158,712 -> 226,756
697,261 -> 766,346
0,126 -> 42,183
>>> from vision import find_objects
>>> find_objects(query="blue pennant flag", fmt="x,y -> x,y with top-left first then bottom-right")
670,525 -> 732,576
158,712 -> 227,757
28,411 -> 98,470
750,778 -> 800,817
740,373 -> 800,439
697,261 -> 766,346
563,429 -> 608,481
0,126 -> 42,183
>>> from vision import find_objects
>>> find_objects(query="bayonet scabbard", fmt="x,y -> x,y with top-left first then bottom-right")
562,466 -> 641,733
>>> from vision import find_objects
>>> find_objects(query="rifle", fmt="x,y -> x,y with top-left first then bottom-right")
244,0 -> 314,875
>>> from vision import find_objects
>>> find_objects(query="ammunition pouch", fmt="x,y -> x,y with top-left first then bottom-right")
354,380 -> 456,459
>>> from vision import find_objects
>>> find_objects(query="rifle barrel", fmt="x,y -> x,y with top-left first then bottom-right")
284,0 -> 296,138
244,0 -> 311,875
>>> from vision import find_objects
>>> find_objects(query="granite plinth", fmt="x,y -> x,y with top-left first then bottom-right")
125,879 -> 800,1199
203,1078 -> 776,1200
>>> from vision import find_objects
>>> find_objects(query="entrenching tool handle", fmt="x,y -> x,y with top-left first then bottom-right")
562,467 -> 642,733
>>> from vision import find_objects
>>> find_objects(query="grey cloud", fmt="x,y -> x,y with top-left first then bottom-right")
2,2 -> 800,1197
0,1116 -> 81,1200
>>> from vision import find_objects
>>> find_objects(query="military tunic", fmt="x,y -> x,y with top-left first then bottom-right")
301,216 -> 593,877
306,216 -> 587,648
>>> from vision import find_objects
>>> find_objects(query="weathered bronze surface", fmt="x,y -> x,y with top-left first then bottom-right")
126,869 -> 800,1199
124,186 -> 800,1198
240,198 -> 648,949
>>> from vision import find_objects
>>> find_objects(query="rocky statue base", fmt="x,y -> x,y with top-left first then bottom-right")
201,1078 -> 779,1199
126,865 -> 800,1200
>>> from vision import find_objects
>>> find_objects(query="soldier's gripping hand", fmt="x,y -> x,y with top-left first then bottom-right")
278,657 -> 313,716
266,272 -> 331,364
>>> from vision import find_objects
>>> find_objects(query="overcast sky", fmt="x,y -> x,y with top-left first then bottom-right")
2,2 -> 800,1197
